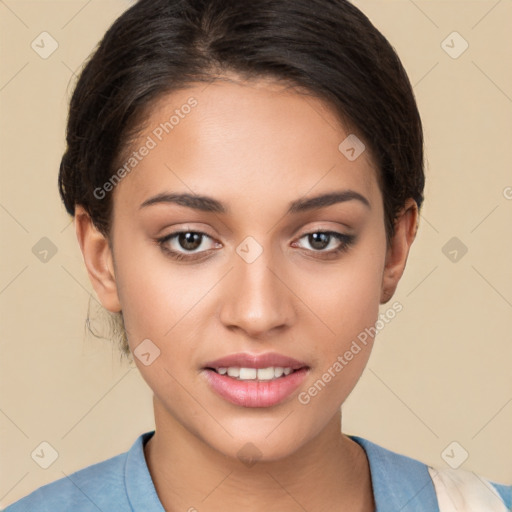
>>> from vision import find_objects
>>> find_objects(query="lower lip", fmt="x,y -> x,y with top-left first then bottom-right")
203,368 -> 309,408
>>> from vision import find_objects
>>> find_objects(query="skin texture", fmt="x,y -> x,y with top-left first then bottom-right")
75,76 -> 418,511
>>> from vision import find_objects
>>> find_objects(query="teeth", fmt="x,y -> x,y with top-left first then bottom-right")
256,367 -> 274,380
227,367 -> 240,378
215,366 -> 297,380
239,367 -> 257,379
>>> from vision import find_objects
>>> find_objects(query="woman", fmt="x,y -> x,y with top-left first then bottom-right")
5,0 -> 511,510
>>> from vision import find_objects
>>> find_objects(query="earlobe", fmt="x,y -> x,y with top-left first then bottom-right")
380,198 -> 419,304
74,205 -> 122,313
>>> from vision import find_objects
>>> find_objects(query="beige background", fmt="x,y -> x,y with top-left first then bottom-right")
1,0 -> 511,508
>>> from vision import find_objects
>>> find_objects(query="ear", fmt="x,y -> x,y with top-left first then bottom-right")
74,205 -> 121,313
380,198 -> 419,304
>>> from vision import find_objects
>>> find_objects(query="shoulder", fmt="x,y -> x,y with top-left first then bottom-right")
2,453 -> 129,512
349,435 -> 511,512
2,432 -> 156,512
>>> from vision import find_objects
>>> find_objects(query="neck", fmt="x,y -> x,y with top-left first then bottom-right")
144,397 -> 375,512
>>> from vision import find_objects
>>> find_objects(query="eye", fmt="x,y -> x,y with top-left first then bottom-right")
157,230 -> 218,261
293,231 -> 356,256
156,229 -> 356,262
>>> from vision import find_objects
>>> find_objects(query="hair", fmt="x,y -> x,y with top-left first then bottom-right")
58,0 -> 425,360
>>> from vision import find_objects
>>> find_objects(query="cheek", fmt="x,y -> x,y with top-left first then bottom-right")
294,242 -> 385,342
113,237 -> 206,342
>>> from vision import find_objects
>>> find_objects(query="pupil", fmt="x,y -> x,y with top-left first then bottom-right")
309,233 -> 329,250
179,232 -> 201,251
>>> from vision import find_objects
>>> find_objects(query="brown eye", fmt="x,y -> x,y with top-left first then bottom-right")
295,231 -> 355,255
157,231 -> 219,261
176,232 -> 203,251
307,232 -> 331,250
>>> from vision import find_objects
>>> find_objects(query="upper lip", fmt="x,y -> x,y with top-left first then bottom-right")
203,352 -> 309,370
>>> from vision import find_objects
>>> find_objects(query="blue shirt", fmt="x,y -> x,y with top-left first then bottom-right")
3,431 -> 511,511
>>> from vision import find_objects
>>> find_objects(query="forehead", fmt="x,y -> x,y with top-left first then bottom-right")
112,77 -> 380,212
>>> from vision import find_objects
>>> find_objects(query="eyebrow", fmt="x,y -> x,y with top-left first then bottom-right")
139,189 -> 370,214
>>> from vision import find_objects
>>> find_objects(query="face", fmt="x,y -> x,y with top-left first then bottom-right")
78,76 -> 416,462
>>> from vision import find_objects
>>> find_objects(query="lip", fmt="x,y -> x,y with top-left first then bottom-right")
202,367 -> 309,408
201,351 -> 310,408
202,352 -> 308,370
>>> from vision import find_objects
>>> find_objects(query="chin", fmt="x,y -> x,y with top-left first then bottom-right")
203,419 -> 318,466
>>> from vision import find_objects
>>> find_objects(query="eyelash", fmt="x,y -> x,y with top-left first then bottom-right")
156,230 -> 356,262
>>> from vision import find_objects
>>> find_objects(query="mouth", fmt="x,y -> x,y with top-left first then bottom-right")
202,351 -> 309,379
201,352 -> 310,407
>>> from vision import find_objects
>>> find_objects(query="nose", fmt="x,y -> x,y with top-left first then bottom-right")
218,245 -> 296,339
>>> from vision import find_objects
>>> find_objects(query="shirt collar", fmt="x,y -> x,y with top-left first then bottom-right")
125,430 -> 166,512
349,435 -> 439,512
